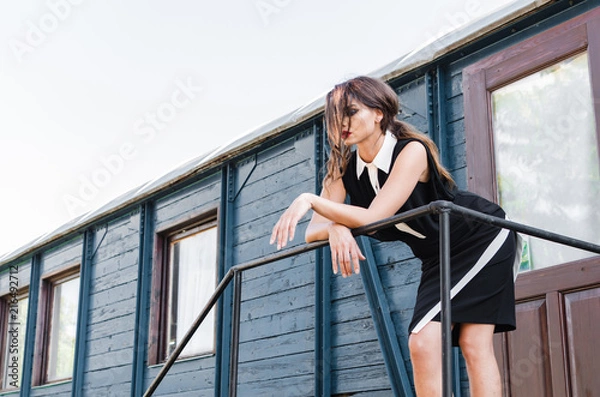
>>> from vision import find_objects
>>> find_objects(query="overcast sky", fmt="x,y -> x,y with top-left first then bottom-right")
0,0 -> 516,257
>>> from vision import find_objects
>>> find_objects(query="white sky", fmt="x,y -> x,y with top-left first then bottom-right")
0,0 -> 516,257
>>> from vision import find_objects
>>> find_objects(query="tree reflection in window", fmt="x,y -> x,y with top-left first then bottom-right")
166,225 -> 217,359
491,51 -> 600,269
46,276 -> 79,382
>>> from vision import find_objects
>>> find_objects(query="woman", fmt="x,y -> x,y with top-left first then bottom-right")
270,76 -> 519,396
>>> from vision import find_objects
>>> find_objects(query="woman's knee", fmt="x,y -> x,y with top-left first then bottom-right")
409,324 -> 441,360
458,324 -> 495,362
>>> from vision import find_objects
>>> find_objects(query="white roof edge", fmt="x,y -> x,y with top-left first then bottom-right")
0,0 -> 556,266
374,0 -> 555,81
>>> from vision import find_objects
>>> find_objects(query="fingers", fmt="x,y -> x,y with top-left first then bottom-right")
270,218 -> 287,250
270,210 -> 300,250
332,249 -> 351,277
331,244 -> 365,277
332,255 -> 339,275
327,224 -> 365,277
270,195 -> 311,250
272,219 -> 290,250
270,220 -> 279,247
353,249 -> 366,275
278,216 -> 290,250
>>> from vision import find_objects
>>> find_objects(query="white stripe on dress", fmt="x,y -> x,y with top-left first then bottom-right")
395,222 -> 427,239
411,227 -> 511,334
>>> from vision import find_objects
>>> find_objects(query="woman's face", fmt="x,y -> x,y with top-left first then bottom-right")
340,99 -> 383,146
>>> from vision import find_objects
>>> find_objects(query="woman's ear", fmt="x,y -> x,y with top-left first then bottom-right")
375,109 -> 383,124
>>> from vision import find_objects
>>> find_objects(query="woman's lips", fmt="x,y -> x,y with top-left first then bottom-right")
342,131 -> 351,139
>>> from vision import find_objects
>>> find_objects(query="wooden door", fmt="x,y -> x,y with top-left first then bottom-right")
494,257 -> 600,396
462,7 -> 600,396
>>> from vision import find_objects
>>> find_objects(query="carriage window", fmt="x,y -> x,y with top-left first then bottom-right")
165,223 -> 217,359
465,13 -> 600,272
148,214 -> 219,364
45,273 -> 80,382
492,53 -> 600,269
490,52 -> 599,270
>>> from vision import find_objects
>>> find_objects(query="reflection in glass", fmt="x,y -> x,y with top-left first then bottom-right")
491,51 -> 599,270
47,276 -> 80,381
167,226 -> 217,358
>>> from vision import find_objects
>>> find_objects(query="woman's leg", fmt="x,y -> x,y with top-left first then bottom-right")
458,323 -> 502,397
408,321 -> 442,396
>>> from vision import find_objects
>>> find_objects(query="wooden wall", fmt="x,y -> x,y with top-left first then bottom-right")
84,213 -> 139,396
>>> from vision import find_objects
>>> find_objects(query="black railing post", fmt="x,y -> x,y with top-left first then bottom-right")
439,208 -> 453,397
229,270 -> 243,397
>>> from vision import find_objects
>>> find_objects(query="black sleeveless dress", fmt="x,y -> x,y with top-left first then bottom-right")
342,137 -> 518,343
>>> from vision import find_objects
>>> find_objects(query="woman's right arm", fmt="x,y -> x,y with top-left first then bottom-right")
304,177 -> 346,242
305,178 -> 365,277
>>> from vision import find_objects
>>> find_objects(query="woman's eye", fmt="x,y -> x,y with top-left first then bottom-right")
346,108 -> 358,116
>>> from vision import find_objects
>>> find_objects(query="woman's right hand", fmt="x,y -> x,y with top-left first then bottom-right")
328,223 -> 366,277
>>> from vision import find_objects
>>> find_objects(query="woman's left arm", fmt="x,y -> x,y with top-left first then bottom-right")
271,141 -> 429,249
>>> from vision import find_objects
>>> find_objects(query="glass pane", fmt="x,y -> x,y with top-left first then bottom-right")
47,276 -> 80,381
167,226 -> 217,358
491,51 -> 600,271
3,295 -> 28,389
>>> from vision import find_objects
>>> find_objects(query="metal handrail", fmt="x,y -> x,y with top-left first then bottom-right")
144,200 -> 600,396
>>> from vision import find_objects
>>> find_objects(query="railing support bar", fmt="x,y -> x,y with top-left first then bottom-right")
229,270 -> 243,397
143,269 -> 235,397
440,201 -> 600,255
357,236 -> 414,396
440,209 -> 453,397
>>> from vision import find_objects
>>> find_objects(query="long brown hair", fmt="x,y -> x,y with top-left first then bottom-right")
323,76 -> 455,190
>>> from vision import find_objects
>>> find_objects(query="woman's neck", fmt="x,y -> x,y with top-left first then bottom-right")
357,130 -> 385,163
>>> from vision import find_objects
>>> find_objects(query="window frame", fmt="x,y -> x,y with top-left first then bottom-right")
463,7 -> 600,202
32,265 -> 80,386
148,208 -> 219,365
0,287 -> 29,391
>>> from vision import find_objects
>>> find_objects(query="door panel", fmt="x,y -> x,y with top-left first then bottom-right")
495,258 -> 600,396
563,286 -> 600,396
506,299 -> 552,396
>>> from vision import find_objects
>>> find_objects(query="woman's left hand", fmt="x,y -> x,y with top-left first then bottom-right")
270,193 -> 314,249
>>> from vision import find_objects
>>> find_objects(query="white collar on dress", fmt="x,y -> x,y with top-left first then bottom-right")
356,131 -> 398,178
